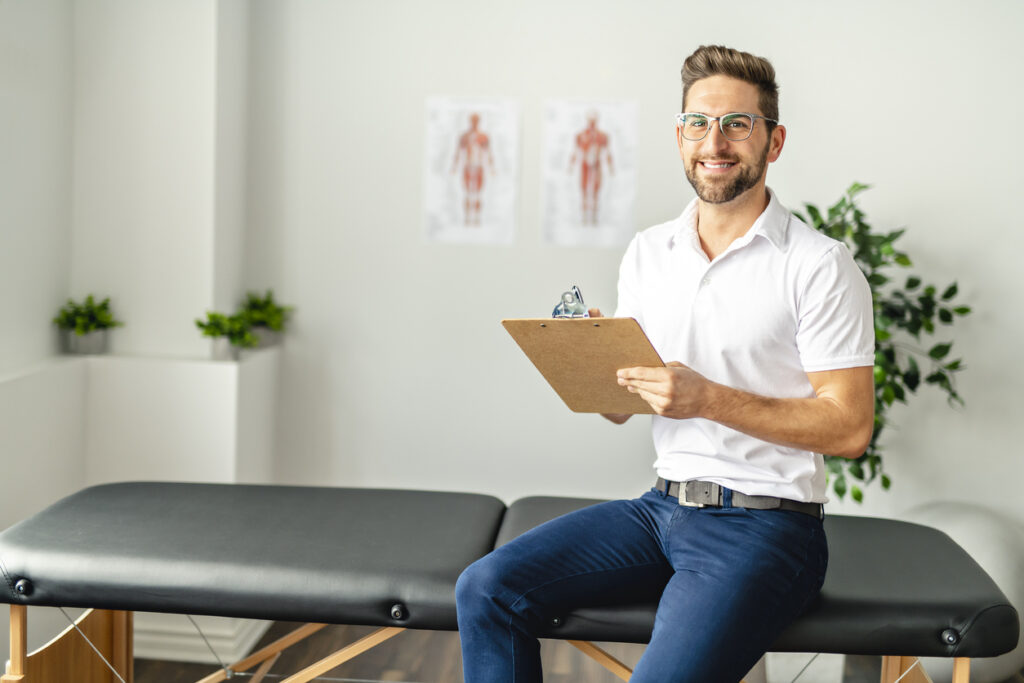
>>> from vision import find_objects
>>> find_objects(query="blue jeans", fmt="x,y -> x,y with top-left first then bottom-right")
455,487 -> 827,683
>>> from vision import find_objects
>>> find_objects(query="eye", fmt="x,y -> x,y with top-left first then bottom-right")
722,114 -> 752,131
687,116 -> 708,128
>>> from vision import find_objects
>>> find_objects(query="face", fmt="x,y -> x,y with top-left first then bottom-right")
678,75 -> 785,205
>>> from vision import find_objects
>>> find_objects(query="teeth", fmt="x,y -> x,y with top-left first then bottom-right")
703,162 -> 733,169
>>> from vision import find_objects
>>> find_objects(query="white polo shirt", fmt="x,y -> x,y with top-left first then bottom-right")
614,189 -> 874,503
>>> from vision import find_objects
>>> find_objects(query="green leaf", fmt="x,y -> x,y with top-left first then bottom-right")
903,357 -> 920,391
807,205 -> 824,227
894,254 -> 912,267
905,276 -> 921,290
851,486 -> 864,503
881,474 -> 891,490
833,474 -> 848,499
848,461 -> 865,480
954,306 -> 971,316
941,283 -> 959,300
944,359 -> 962,371
939,309 -> 953,324
929,343 -> 952,360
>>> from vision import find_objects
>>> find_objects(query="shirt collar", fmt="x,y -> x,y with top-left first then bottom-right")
669,188 -> 790,253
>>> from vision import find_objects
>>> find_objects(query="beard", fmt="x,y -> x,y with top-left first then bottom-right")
684,138 -> 770,204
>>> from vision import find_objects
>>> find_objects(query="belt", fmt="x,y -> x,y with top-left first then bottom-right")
656,478 -> 823,519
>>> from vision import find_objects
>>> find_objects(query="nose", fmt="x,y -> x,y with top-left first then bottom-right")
702,120 -> 731,152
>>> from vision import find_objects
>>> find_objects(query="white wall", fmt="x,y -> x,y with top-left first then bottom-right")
71,0 -> 219,358
213,0 -> 249,314
246,0 -> 1024,518
0,0 -> 73,375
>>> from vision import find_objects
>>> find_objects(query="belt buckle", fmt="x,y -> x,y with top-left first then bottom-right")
678,482 -> 705,508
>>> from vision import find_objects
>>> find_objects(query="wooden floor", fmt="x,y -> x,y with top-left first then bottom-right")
132,623 -> 1023,683
134,622 -> 646,683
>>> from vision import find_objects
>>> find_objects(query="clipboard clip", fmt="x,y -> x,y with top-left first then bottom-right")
552,285 -> 590,319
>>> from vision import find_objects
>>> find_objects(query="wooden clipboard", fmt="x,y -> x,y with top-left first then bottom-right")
502,317 -> 665,414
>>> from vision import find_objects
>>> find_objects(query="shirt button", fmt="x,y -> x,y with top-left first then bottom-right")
701,277 -> 711,286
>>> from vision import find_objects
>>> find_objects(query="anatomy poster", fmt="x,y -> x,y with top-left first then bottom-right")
424,97 -> 520,245
542,100 -> 637,247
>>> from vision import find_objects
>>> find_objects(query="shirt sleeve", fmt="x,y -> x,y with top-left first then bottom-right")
796,243 -> 875,372
613,233 -> 644,325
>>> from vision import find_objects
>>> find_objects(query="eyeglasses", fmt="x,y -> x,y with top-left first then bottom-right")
675,112 -> 778,142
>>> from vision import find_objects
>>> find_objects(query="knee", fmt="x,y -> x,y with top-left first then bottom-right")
456,555 -> 497,607
456,552 -> 514,622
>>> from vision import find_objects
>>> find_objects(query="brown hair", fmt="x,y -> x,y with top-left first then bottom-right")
681,45 -> 779,123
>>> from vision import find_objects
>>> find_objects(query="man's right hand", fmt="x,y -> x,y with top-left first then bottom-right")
589,308 -> 633,425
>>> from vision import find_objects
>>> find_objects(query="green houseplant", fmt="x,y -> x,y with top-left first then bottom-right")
195,290 -> 293,358
53,295 -> 124,354
239,289 -> 293,335
795,183 -> 971,502
195,312 -> 259,356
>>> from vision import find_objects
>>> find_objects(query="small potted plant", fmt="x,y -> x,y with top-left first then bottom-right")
53,295 -> 124,354
195,312 -> 259,360
239,290 -> 293,347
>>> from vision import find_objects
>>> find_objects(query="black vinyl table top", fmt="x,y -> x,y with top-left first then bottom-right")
0,483 -> 1017,659
0,482 -> 506,631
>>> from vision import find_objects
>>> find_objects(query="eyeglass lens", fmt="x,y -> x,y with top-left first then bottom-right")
681,114 -> 755,141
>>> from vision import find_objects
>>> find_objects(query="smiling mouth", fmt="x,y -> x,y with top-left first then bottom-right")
700,160 -> 737,170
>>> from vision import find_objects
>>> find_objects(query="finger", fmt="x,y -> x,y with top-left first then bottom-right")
617,366 -> 665,382
619,377 -> 671,398
588,308 -> 604,318
633,387 -> 668,414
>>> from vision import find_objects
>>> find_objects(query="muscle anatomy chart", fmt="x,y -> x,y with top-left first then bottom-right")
425,98 -> 519,245
542,101 -> 637,247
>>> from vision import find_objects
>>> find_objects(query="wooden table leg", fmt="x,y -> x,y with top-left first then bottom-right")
2,605 -> 27,682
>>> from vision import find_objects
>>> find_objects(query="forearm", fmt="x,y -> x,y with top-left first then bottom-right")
700,382 -> 871,458
618,364 -> 874,458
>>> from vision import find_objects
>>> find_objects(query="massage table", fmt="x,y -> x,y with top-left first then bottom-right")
0,482 -> 1018,683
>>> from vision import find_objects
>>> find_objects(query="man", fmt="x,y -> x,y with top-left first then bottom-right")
456,45 -> 875,682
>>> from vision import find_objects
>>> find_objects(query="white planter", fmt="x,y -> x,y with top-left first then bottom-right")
253,328 -> 281,348
210,338 -> 242,361
65,329 -> 109,355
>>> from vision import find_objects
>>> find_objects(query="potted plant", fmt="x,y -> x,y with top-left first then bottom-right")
53,295 -> 124,354
795,184 -> 971,502
239,289 -> 293,347
195,312 -> 259,360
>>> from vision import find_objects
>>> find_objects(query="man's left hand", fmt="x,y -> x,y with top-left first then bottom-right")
617,362 -> 710,419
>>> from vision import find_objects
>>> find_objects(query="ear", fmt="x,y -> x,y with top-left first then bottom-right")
675,124 -> 686,160
767,124 -> 786,163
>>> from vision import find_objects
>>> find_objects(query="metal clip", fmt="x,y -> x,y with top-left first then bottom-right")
552,285 -> 590,319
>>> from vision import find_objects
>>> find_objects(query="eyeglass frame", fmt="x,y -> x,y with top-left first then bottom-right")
674,112 -> 779,142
